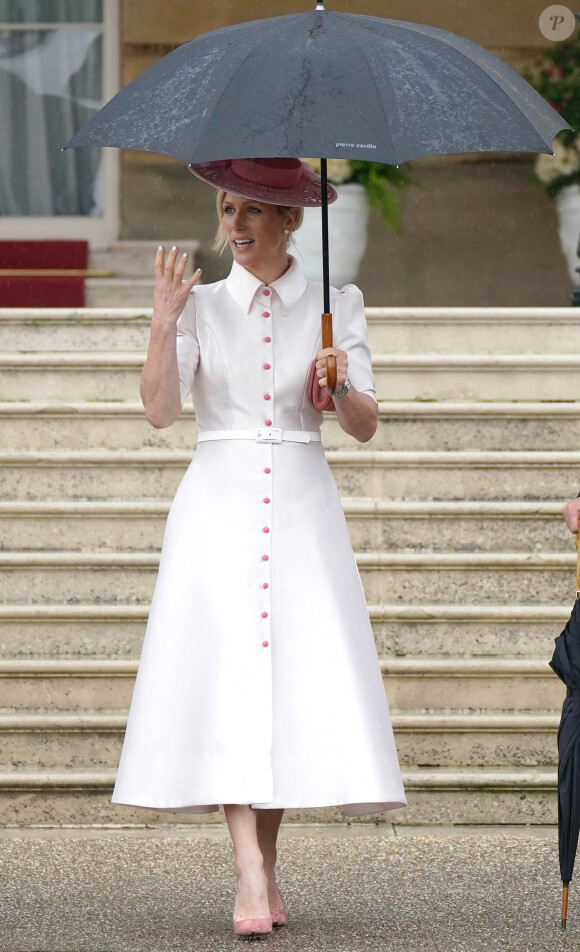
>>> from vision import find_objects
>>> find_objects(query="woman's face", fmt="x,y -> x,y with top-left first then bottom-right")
221,193 -> 291,269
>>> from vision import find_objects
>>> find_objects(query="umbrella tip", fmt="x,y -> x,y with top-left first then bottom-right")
562,918 -> 567,930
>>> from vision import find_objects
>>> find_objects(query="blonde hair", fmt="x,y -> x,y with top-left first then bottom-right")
212,190 -> 304,255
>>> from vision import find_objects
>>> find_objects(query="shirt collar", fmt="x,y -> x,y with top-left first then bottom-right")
225,255 -> 308,316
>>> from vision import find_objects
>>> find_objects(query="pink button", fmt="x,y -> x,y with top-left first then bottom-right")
263,312 -> 271,318
264,336 -> 272,342
263,289 -> 271,296
262,554 -> 269,561
265,419 -> 272,426
261,611 -> 268,618
263,497 -> 270,504
262,640 -> 269,647
263,363 -> 271,370
264,467 -> 271,474
262,582 -> 269,589
264,393 -> 271,400
263,527 -> 270,533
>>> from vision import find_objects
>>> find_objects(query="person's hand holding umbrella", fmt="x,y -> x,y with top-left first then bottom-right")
563,495 -> 580,533
315,347 -> 347,393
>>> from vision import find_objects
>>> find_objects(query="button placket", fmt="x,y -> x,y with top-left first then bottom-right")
260,444 -> 273,646
259,291 -> 274,426
253,288 -> 274,650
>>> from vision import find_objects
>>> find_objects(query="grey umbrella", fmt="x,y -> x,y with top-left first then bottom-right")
65,1 -> 570,390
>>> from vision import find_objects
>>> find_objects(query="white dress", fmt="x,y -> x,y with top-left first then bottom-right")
112,256 -> 406,817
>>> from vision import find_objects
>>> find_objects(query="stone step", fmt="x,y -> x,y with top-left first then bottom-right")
0,765 -> 558,826
5,402 -> 580,453
365,307 -> 580,354
394,713 -> 559,767
83,278 -> 157,309
0,549 -> 577,605
0,499 -> 570,553
0,711 -> 560,770
0,402 -> 197,451
374,603 -> 567,659
4,352 -> 580,402
1,307 -> 577,354
89,241 -> 200,277
377,355 -> 580,402
0,657 -> 565,713
0,309 -> 151,352
0,352 -> 144,402
1,449 -> 580,501
0,603 -> 567,660
362,402 -> 580,453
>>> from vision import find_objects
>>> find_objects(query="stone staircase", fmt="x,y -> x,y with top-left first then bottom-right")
0,304 -> 576,828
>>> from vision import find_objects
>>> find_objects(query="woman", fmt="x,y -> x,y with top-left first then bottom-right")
112,157 -> 406,938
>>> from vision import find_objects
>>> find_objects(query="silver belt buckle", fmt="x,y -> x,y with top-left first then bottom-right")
256,426 -> 282,443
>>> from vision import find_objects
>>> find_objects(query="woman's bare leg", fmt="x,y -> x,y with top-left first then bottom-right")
256,809 -> 284,909
223,804 -> 270,922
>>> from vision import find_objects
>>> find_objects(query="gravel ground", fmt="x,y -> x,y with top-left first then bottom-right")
0,826 -> 576,952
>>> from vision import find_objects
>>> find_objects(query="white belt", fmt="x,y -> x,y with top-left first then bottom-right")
197,427 -> 321,444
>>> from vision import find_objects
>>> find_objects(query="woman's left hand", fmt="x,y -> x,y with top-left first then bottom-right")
316,347 -> 348,393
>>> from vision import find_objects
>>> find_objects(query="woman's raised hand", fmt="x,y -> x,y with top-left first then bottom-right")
153,245 -> 202,324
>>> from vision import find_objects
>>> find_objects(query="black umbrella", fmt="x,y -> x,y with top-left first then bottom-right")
65,1 -> 570,390
549,535 -> 580,929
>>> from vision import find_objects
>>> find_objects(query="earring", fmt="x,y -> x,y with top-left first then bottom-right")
283,229 -> 290,235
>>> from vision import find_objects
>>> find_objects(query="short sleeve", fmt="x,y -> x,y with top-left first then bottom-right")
333,284 -> 377,403
175,291 -> 200,406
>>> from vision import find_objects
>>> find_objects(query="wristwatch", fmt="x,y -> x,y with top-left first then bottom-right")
332,377 -> 351,398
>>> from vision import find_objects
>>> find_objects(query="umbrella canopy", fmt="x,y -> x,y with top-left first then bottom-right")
65,4 -> 569,165
550,537 -> 580,928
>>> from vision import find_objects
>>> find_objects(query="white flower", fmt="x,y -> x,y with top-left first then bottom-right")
554,139 -> 580,175
536,139 -> 580,183
326,159 -> 353,184
536,152 -> 561,183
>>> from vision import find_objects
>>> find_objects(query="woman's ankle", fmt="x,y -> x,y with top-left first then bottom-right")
234,854 -> 266,880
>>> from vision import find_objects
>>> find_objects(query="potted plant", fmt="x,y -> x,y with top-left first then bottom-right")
524,38 -> 580,283
294,158 -> 420,287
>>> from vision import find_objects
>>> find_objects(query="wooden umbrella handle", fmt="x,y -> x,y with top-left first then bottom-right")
562,883 -> 569,929
322,311 -> 337,394
576,534 -> 580,599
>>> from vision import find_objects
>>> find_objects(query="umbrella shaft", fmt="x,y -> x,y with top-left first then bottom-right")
321,158 -> 330,313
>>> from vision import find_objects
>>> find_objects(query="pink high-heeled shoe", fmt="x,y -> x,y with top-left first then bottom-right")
233,916 -> 273,939
270,900 -> 287,927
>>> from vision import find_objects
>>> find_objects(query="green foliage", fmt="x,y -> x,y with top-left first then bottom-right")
347,161 -> 423,232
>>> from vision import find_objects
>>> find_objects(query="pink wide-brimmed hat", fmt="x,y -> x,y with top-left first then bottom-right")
188,157 -> 338,208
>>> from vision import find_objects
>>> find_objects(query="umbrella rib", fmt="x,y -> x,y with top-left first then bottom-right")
350,29 -> 398,161
386,19 -> 567,151
189,17 -> 300,162
190,43 -> 268,162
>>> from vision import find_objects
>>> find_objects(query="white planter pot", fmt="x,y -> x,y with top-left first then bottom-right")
292,182 -> 369,289
555,184 -> 580,284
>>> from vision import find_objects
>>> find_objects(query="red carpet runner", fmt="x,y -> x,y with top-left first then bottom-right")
0,241 -> 89,306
